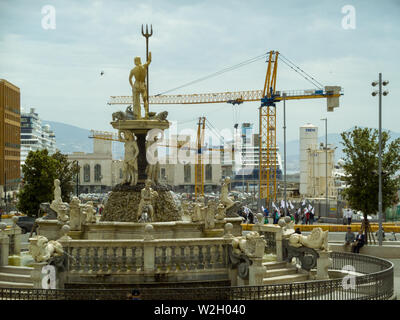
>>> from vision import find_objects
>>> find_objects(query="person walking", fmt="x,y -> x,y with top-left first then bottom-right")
347,209 -> 353,225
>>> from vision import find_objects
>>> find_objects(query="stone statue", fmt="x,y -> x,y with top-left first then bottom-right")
129,52 -> 152,119
50,179 -> 69,223
29,235 -> 64,263
120,130 -> 139,186
215,203 -> 226,221
220,177 -> 235,210
231,232 -> 266,258
191,197 -> 205,222
145,135 -> 159,184
112,105 -> 136,121
278,216 -> 295,238
69,196 -> 81,231
288,227 -> 329,251
204,200 -> 217,230
137,179 -> 158,222
83,201 -> 97,224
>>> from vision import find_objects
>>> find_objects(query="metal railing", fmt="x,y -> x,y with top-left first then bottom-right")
0,252 -> 393,300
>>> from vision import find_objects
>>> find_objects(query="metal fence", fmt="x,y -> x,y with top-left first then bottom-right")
0,252 -> 394,300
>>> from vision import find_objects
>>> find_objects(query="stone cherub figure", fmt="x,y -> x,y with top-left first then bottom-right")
120,130 -> 139,186
137,179 -> 158,222
84,201 -> 97,224
129,52 -> 152,119
29,235 -> 64,263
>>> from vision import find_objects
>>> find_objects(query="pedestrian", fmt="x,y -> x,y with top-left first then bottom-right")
263,207 -> 269,224
309,209 -> 314,225
247,209 -> 254,224
294,208 -> 300,224
352,230 -> 365,253
305,209 -> 310,225
344,226 -> 355,251
347,209 -> 353,225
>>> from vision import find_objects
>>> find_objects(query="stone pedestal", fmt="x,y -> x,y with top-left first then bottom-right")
316,250 -> 332,280
0,229 -> 9,266
31,262 -> 48,289
248,258 -> 265,286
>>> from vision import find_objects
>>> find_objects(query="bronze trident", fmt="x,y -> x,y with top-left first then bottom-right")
141,24 -> 153,100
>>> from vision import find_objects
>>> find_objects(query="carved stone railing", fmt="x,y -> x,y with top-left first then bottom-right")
59,236 -> 233,286
252,223 -> 283,261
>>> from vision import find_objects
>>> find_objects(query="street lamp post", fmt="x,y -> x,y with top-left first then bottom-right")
372,73 -> 389,246
321,118 -> 328,218
283,93 -> 287,216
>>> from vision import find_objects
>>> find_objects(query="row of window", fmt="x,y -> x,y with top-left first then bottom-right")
183,164 -> 212,183
82,164 -> 102,182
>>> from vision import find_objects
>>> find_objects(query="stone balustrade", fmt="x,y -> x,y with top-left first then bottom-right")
58,234 -> 233,287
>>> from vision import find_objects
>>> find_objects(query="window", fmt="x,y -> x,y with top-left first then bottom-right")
205,164 -> 212,181
184,164 -> 191,183
161,168 -> 166,180
94,164 -> 102,182
84,164 -> 90,182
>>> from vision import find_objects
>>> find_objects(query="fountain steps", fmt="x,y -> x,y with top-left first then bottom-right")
262,261 -> 309,285
0,266 -> 34,288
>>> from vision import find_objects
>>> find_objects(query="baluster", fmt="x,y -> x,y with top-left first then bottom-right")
83,248 -> 90,273
205,245 -> 212,269
170,246 -> 177,272
161,246 -> 166,271
189,245 -> 196,270
179,246 -> 186,271
214,244 -> 221,268
72,248 -> 79,272
130,247 -> 137,272
140,247 -> 145,271
111,247 -> 118,272
92,247 -> 99,273
121,247 -> 127,272
198,245 -> 205,270
102,247 -> 108,272
222,244 -> 227,267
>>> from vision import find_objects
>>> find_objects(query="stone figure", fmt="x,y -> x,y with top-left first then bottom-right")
204,200 -> 218,229
29,235 -> 64,263
69,196 -> 81,231
231,232 -> 266,258
145,135 -> 159,184
112,105 -> 136,122
278,216 -> 295,238
137,179 -> 158,222
84,201 -> 97,224
120,130 -> 139,186
50,179 -> 69,223
129,52 -> 152,119
288,227 -> 329,251
215,203 -> 226,221
220,177 -> 235,210
191,197 -> 205,222
150,111 -> 168,121
53,179 -> 62,204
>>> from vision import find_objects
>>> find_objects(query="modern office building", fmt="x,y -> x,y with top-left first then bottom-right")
299,123 -> 335,197
0,79 -> 21,197
20,108 -> 57,165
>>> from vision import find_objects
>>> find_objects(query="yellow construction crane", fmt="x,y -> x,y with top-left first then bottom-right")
107,50 -> 343,205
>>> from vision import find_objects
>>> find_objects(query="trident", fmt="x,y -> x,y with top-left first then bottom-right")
141,24 -> 153,100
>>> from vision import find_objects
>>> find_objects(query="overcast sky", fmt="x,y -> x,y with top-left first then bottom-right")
0,0 -> 399,144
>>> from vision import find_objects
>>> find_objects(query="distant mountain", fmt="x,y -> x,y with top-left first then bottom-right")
42,120 -> 124,158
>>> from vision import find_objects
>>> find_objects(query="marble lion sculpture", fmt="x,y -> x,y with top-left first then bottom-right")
29,236 -> 64,263
288,227 -> 329,251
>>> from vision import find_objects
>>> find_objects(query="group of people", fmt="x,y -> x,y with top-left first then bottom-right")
344,227 -> 366,253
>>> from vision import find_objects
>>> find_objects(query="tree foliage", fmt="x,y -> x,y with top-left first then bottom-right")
17,149 -> 79,217
340,127 -> 400,220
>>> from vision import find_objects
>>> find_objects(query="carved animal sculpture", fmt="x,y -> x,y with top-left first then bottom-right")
149,111 -> 168,121
112,111 -> 126,121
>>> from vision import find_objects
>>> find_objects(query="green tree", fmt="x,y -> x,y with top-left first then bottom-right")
51,151 -> 79,203
340,127 -> 400,242
17,149 -> 58,217
17,150 -> 80,217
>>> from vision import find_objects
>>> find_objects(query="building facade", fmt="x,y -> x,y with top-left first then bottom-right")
299,123 -> 335,197
0,79 -> 21,197
20,108 -> 57,166
68,136 -> 124,194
